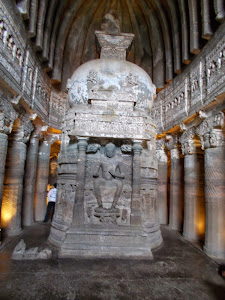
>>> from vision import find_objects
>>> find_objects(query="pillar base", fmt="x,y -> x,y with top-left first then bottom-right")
169,224 -> 181,232
182,232 -> 199,242
203,246 -> 225,260
6,228 -> 22,237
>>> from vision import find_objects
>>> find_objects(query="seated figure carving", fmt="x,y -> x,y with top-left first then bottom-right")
93,142 -> 125,211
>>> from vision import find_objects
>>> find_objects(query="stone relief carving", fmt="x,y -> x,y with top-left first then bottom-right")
93,143 -> 125,208
54,183 -> 76,226
84,143 -> 132,225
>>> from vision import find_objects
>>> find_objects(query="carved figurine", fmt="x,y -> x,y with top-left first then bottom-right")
93,142 -> 125,210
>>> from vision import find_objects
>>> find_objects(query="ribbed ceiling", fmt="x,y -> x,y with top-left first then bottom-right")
16,0 -> 225,91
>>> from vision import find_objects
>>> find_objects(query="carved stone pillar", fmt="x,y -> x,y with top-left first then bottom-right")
22,132 -> 40,226
0,132 -> 8,228
2,115 -> 33,236
156,139 -> 168,225
198,113 -> 225,258
0,101 -> 18,238
73,137 -> 88,225
131,140 -> 143,226
180,128 -> 205,241
166,135 -> 184,231
34,139 -> 51,221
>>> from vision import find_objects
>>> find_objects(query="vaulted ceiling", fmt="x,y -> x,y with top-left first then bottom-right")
16,0 -> 225,91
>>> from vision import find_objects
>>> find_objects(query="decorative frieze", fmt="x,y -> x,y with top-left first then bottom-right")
70,110 -> 156,141
0,4 -> 25,86
206,37 -> 225,97
153,22 -> 225,134
0,2 -> 64,129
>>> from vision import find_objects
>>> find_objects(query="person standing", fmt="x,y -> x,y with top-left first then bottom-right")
43,183 -> 57,223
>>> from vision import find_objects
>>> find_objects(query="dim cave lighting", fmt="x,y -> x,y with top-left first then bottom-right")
197,220 -> 205,235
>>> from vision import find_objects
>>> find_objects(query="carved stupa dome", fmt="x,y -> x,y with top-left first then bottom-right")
67,13 -> 156,112
67,59 -> 156,111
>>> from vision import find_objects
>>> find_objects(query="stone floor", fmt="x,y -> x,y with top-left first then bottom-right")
0,224 -> 224,300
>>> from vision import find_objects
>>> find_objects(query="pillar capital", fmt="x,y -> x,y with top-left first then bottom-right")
0,110 -> 18,135
203,129 -> 225,149
10,113 -> 34,143
132,140 -> 143,154
165,133 -> 179,150
197,112 -> 225,149
40,133 -> 60,146
77,137 -> 88,151
179,127 -> 201,155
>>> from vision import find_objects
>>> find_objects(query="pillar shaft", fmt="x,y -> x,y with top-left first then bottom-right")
22,136 -> 39,226
204,146 -> 225,258
131,141 -> 142,226
157,149 -> 168,224
183,153 -> 205,241
2,140 -> 27,236
169,148 -> 184,231
34,140 -> 51,221
0,133 -> 8,228
73,137 -> 88,225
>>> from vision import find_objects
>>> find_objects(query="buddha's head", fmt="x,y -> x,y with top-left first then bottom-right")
105,142 -> 116,158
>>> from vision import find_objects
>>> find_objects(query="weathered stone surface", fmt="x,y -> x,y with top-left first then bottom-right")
12,239 -> 52,260
12,239 -> 26,260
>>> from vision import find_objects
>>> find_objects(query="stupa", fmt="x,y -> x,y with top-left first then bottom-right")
49,13 -> 162,258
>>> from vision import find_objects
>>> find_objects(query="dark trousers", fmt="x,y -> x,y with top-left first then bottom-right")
43,202 -> 55,222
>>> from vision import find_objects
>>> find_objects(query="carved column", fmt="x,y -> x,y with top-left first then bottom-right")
34,138 -> 51,221
166,135 -> 184,231
198,113 -> 225,258
0,132 -> 8,229
22,131 -> 40,226
156,139 -> 168,225
73,137 -> 88,225
180,128 -> 205,241
131,140 -> 143,226
0,100 -> 18,239
2,115 -> 33,236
